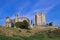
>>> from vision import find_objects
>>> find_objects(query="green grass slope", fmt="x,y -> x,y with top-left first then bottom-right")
0,27 -> 60,40
0,32 -> 60,40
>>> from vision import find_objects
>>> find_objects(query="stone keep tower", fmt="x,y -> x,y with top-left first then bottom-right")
34,12 -> 46,26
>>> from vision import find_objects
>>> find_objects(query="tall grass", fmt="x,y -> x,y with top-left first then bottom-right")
0,27 -> 60,40
0,31 -> 60,40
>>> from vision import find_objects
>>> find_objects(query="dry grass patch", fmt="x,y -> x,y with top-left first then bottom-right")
0,27 -> 58,37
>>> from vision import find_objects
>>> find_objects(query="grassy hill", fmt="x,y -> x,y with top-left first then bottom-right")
0,27 -> 60,40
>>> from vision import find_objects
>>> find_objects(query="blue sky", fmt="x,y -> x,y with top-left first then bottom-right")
0,0 -> 60,26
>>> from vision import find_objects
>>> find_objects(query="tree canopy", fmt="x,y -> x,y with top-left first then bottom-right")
49,22 -> 53,26
14,20 -> 29,29
11,23 -> 14,28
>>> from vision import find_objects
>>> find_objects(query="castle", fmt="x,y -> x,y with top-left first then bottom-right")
5,12 -> 46,28
5,14 -> 30,27
34,12 -> 46,26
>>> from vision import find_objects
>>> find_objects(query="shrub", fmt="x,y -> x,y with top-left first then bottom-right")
14,20 -> 29,29
49,22 -> 53,26
11,23 -> 14,28
23,20 -> 29,29
15,22 -> 21,28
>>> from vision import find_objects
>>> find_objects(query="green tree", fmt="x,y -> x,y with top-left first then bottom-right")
11,23 -> 14,27
15,22 -> 24,28
19,22 -> 24,29
49,22 -> 53,26
14,20 -> 29,29
15,22 -> 20,28
23,20 -> 29,29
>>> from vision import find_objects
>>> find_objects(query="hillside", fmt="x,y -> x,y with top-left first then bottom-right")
0,27 -> 49,37
0,27 -> 60,40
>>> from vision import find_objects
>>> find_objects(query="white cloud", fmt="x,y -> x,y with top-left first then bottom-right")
40,5 -> 55,13
17,2 -> 30,14
10,2 -> 30,19
8,0 -> 60,22
23,5 -> 55,21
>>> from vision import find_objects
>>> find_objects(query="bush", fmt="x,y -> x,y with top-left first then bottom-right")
15,22 -> 20,28
49,22 -> 53,26
14,20 -> 29,29
11,23 -> 14,28
23,20 -> 29,29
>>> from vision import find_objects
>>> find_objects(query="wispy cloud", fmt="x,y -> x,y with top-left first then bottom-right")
19,0 -> 56,20
0,0 -> 60,26
10,1 -> 30,19
40,5 -> 55,13
5,0 -> 59,20
23,5 -> 55,21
